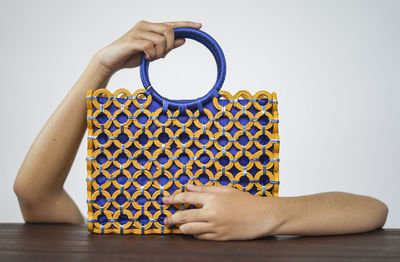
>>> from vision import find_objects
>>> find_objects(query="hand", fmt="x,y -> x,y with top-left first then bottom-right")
162,183 -> 284,241
92,20 -> 202,77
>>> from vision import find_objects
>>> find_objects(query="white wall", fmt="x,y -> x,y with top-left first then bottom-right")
1,0 -> 399,228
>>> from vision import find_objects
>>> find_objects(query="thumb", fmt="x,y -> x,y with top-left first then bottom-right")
174,38 -> 185,48
164,38 -> 185,58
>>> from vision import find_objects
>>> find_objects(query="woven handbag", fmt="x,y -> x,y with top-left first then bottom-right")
86,27 -> 280,234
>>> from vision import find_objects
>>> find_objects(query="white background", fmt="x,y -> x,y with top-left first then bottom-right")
0,0 -> 399,228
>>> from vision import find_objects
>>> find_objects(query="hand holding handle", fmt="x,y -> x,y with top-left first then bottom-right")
139,27 -> 226,112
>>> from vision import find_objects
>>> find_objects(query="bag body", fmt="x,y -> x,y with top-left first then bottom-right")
86,28 -> 280,234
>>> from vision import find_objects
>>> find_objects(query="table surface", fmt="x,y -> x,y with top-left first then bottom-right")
0,223 -> 399,262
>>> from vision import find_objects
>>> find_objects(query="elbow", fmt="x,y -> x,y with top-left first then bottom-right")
13,176 -> 43,209
13,177 -> 25,202
375,200 -> 389,229
364,195 -> 389,231
13,177 -> 31,204
339,192 -> 389,230
13,178 -> 35,223
14,178 -> 50,223
336,192 -> 389,232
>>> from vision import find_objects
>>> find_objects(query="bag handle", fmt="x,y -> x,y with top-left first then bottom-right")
139,27 -> 226,112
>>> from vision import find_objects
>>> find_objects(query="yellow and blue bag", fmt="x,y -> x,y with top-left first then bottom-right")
86,27 -> 280,234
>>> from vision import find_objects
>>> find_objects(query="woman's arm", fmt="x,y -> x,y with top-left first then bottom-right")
13,20 -> 202,224
13,58 -> 111,224
271,190 -> 388,236
162,183 -> 388,241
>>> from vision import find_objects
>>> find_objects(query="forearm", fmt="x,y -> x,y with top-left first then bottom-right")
269,192 -> 388,236
14,55 -> 111,204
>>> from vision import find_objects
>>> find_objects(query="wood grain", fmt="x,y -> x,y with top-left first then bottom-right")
0,224 -> 399,261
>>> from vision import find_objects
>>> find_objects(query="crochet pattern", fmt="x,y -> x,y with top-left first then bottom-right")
86,88 -> 280,234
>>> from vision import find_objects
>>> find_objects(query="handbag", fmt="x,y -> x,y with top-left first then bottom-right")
86,27 -> 280,234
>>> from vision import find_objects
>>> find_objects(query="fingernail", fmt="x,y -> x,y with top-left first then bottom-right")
163,217 -> 168,225
162,196 -> 168,203
187,183 -> 195,188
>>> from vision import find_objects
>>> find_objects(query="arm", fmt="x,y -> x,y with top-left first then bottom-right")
271,191 -> 388,236
162,184 -> 388,241
13,20 -> 202,224
13,58 -> 111,224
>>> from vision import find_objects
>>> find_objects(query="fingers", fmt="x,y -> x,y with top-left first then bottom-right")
133,30 -> 167,60
160,21 -> 201,54
132,20 -> 202,59
178,222 -> 214,235
136,22 -> 174,55
163,21 -> 202,29
138,20 -> 201,32
164,209 -> 208,226
186,183 -> 236,193
121,39 -> 156,61
162,192 -> 207,205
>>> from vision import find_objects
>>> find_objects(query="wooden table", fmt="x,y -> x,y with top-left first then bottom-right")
0,223 -> 399,261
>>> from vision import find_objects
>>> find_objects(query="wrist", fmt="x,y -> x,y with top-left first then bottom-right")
260,196 -> 292,236
87,54 -> 115,80
74,55 -> 113,92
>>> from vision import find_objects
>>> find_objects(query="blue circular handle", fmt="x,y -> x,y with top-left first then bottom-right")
139,27 -> 226,111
